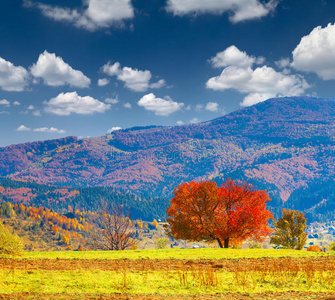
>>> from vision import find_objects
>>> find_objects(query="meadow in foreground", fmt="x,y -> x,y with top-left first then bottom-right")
22,248 -> 335,260
1,249 -> 335,299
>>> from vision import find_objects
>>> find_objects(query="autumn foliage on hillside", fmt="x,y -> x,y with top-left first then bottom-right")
166,179 -> 273,248
13,203 -> 90,248
0,200 -> 149,251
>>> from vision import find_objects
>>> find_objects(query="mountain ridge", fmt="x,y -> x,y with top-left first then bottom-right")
1,96 -> 335,220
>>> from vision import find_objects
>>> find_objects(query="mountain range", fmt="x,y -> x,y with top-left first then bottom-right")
2,96 -> 335,221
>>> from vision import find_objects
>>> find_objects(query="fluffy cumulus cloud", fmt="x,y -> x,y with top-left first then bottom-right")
13,101 -> 21,106
44,91 -> 111,116
98,78 -> 110,86
16,125 -> 31,131
138,93 -> 183,116
24,0 -> 134,31
210,46 -> 261,68
0,99 -> 10,107
123,102 -> 132,109
34,127 -> 65,133
292,23 -> 335,80
102,62 -> 166,92
107,127 -> 122,134
0,57 -> 29,91
149,79 -> 166,89
30,51 -> 91,88
207,46 -> 310,106
166,0 -> 278,23
86,0 -> 134,26
205,102 -> 219,112
275,58 -> 291,69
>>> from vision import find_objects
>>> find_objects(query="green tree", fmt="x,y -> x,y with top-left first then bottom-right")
0,202 -> 15,218
270,209 -> 307,250
0,223 -> 23,255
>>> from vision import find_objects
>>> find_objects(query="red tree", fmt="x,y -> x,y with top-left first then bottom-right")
165,179 -> 273,248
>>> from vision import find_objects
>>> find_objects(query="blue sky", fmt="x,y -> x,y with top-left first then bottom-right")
1,0 -> 335,146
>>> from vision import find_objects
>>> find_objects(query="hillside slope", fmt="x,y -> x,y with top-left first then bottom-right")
1,96 -> 335,216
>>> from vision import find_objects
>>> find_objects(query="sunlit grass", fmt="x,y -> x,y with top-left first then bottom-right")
0,268 -> 334,295
1,249 -> 334,298
21,248 -> 334,261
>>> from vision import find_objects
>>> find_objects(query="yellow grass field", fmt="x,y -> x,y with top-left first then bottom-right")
1,249 -> 335,299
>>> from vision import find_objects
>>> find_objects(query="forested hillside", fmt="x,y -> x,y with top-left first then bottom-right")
0,177 -> 169,221
1,97 -> 335,222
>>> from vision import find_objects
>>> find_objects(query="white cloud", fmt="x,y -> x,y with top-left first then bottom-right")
34,127 -> 65,133
30,51 -> 91,88
0,111 -> 9,115
166,0 -> 278,23
16,125 -> 31,131
102,61 -> 165,92
207,46 -> 310,106
210,45 -> 257,68
190,117 -> 200,124
241,92 -> 277,106
86,0 -> 134,26
24,0 -> 134,32
107,127 -> 122,134
138,93 -> 184,116
44,91 -> 111,116
13,101 -> 21,106
102,62 -> 121,76
32,110 -> 42,117
292,23 -> 335,80
0,99 -> 10,107
123,102 -> 132,109
275,58 -> 291,69
195,104 -> 203,111
150,79 -> 166,89
0,57 -> 29,91
205,102 -> 219,112
27,105 -> 35,110
177,121 -> 184,126
105,97 -> 119,104
98,78 -> 110,86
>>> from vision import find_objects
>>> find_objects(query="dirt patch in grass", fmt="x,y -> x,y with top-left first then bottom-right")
1,256 -> 335,272
1,292 -> 335,300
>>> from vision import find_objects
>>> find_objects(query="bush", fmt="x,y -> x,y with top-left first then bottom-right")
330,242 -> 335,251
154,238 -> 169,249
0,223 -> 23,255
248,240 -> 262,249
307,245 -> 321,252
230,244 -> 242,249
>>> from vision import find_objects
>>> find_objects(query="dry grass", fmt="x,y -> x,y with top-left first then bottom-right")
1,251 -> 335,299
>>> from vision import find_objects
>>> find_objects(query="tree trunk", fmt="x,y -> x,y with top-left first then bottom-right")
224,238 -> 229,248
216,238 -> 223,248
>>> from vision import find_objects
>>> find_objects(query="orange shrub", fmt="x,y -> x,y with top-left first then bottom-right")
307,245 -> 321,252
